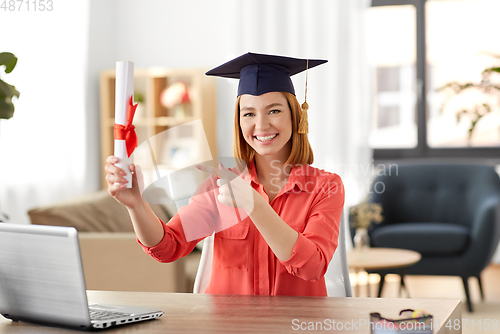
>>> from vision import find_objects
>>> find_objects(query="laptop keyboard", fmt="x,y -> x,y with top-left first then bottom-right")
89,309 -> 131,321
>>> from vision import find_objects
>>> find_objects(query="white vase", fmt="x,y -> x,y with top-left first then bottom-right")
353,228 -> 370,252
175,104 -> 187,119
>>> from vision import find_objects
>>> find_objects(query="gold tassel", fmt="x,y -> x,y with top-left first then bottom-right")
299,101 -> 309,134
298,59 -> 309,134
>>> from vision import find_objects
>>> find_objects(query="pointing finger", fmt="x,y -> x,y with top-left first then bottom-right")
195,163 -> 236,180
194,164 -> 218,176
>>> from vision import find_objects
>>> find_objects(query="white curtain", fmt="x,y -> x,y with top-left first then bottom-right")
220,0 -> 373,214
0,1 -> 92,224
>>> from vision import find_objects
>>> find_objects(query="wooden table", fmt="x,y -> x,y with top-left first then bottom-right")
347,247 -> 422,297
0,291 -> 461,333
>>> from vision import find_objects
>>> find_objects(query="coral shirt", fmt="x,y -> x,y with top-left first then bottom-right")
139,161 -> 344,296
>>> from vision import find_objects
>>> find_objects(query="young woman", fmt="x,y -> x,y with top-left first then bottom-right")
105,53 -> 344,296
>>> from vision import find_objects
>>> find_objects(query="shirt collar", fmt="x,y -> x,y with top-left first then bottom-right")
244,158 -> 309,193
283,164 -> 308,193
245,159 -> 260,186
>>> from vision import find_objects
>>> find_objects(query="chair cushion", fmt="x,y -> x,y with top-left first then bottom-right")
371,223 -> 470,256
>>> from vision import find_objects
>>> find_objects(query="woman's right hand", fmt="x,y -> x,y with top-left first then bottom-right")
105,156 -> 143,209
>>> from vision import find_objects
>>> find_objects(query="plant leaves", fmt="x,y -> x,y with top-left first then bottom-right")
11,84 -> 20,98
0,99 -> 14,119
0,79 -> 11,97
436,81 -> 478,93
0,81 -> 9,98
482,67 -> 500,74
0,79 -> 19,120
0,79 -> 20,99
0,53 -> 19,119
0,52 -> 18,74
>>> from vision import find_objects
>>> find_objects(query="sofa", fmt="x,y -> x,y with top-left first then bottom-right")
28,189 -> 200,293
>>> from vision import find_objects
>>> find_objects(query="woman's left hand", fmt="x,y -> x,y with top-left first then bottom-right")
195,162 -> 255,215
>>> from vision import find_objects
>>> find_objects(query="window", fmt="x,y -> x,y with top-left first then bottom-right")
427,0 -> 500,147
369,0 -> 500,160
367,5 -> 417,148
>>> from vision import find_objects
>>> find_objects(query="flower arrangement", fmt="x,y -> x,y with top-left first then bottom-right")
437,53 -> 500,144
160,81 -> 190,118
349,197 -> 384,230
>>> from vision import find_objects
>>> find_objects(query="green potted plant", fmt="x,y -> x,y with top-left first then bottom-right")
437,54 -> 500,145
0,52 -> 20,222
0,52 -> 20,120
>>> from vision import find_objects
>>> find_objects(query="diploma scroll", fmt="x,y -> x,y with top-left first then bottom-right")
114,61 -> 135,188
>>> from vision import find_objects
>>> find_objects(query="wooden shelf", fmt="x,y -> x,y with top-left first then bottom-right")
100,68 -> 217,189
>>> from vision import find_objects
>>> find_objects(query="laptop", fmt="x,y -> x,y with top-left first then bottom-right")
0,223 -> 163,330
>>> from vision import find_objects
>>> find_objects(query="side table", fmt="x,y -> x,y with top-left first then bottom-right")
347,247 -> 421,297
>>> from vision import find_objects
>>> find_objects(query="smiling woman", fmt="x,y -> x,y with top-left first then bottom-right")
235,92 -> 313,170
239,92 -> 293,165
105,52 -> 345,296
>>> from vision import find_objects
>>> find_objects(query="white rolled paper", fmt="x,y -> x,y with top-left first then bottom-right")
114,61 -> 134,188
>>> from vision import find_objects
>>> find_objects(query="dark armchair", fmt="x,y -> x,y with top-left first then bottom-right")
367,164 -> 500,312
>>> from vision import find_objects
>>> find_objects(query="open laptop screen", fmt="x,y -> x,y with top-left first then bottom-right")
0,224 -> 91,328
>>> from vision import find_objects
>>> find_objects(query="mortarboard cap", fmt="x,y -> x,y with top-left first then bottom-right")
206,52 -> 327,134
205,52 -> 327,97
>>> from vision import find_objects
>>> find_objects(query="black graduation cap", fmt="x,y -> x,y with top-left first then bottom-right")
205,52 -> 327,97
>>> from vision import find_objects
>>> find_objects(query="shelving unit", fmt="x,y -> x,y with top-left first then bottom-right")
100,68 -> 217,189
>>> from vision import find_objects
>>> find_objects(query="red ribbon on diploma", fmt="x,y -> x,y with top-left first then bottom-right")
114,96 -> 138,158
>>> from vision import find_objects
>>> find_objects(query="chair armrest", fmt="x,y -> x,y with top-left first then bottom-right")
78,232 -> 187,292
466,197 -> 500,271
471,197 -> 500,240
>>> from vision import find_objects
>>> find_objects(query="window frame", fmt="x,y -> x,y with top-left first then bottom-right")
371,0 -> 500,161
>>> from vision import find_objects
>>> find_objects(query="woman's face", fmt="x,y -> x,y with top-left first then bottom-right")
239,92 -> 292,160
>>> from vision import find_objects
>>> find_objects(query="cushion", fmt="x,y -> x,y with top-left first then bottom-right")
371,222 -> 471,256
28,189 -> 176,232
